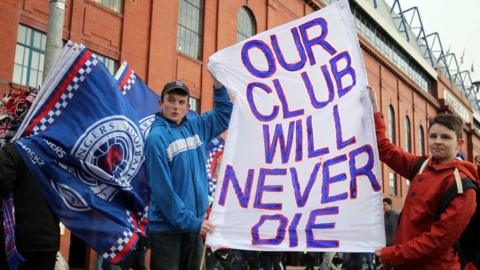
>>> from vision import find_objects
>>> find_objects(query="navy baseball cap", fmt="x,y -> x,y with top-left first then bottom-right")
161,80 -> 189,98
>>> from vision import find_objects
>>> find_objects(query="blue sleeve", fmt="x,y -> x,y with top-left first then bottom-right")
144,137 -> 203,233
193,86 -> 233,142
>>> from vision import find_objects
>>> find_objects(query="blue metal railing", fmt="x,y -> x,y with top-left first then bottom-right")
321,0 -> 478,115
372,0 -> 479,114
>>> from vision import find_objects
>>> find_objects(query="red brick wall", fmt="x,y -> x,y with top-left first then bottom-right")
1,0 -> 479,267
60,227 -> 71,262
0,0 -> 21,95
120,0 -> 150,79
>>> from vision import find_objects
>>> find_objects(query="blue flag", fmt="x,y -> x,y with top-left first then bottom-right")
14,44 -> 154,264
114,62 -> 198,136
115,62 -> 160,139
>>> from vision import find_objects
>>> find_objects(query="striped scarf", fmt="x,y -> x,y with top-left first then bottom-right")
3,194 -> 24,270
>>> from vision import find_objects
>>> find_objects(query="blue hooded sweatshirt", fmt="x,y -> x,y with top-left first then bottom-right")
145,87 -> 232,233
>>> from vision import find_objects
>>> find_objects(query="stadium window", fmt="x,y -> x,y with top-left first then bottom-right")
354,16 -> 361,31
389,172 -> 397,196
374,31 -> 381,48
177,0 -> 204,59
392,49 -> 399,65
352,6 -> 433,94
408,65 -> 414,78
189,97 -> 200,113
359,17 -> 367,34
387,43 -> 393,59
91,0 -> 123,13
387,105 -> 396,143
237,7 -> 256,42
418,125 -> 425,155
12,25 -> 46,88
365,23 -> 373,40
404,116 -> 411,152
93,53 -> 117,75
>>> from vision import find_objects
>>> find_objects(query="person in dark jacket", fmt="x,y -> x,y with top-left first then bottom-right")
0,143 -> 60,270
144,75 -> 233,270
383,197 -> 399,247
369,87 -> 477,269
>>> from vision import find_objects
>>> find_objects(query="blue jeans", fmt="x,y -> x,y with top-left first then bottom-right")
149,232 -> 204,270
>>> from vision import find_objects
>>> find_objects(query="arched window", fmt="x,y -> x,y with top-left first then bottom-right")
237,7 -> 256,42
389,172 -> 397,196
177,0 -> 204,59
93,53 -> 117,75
387,105 -> 396,143
418,125 -> 425,155
404,116 -> 411,152
189,97 -> 200,113
387,105 -> 397,195
92,0 -> 122,12
13,25 -> 46,87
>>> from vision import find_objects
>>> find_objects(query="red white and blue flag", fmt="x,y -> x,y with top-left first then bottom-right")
115,62 -> 160,139
205,137 -> 225,202
13,43 -> 156,264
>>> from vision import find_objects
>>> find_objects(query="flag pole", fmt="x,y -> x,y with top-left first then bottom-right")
44,0 -> 66,81
199,243 -> 207,270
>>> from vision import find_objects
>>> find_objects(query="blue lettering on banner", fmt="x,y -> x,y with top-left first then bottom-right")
333,105 -> 356,150
330,51 -> 356,97
247,82 -> 279,122
241,17 -> 337,78
254,168 -> 286,210
288,213 -> 302,247
216,12 -> 380,250
242,40 -> 276,78
218,165 -> 254,208
252,214 -> 288,246
299,18 -> 337,65
349,144 -> 381,199
273,79 -> 304,119
290,162 -> 321,207
305,207 -> 339,248
271,28 -> 307,72
218,143 -> 379,212
321,155 -> 348,204
263,122 -> 295,164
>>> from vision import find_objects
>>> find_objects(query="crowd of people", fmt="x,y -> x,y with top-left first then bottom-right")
0,70 -> 479,270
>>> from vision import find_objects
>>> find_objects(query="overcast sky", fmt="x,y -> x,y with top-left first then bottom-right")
399,0 -> 480,83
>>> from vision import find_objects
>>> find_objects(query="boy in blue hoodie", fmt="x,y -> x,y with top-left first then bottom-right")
144,75 -> 232,270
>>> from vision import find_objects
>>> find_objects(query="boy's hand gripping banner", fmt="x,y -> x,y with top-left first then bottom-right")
207,0 -> 385,252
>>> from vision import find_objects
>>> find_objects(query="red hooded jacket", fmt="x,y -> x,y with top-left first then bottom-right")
375,112 -> 478,269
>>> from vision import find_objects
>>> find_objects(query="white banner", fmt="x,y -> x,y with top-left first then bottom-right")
207,0 -> 385,252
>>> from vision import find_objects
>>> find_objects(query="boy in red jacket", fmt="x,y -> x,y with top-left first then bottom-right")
369,87 -> 478,270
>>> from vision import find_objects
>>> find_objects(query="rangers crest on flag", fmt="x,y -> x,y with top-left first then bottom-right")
13,42 -> 153,264
72,116 -> 144,191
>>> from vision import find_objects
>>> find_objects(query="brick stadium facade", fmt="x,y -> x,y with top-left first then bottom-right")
0,0 -> 479,268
